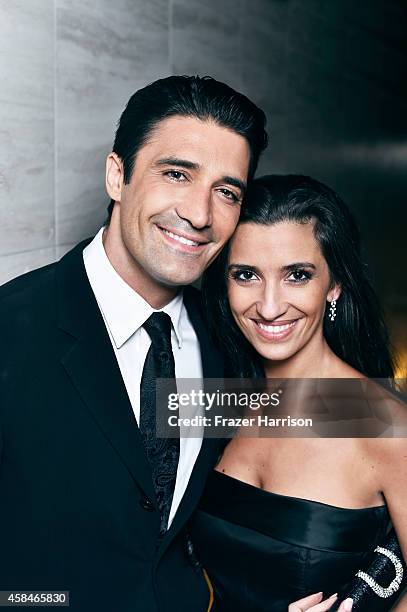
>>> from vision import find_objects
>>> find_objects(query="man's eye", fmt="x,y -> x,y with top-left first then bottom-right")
231,270 -> 257,282
287,269 -> 312,283
218,188 -> 240,203
165,170 -> 187,181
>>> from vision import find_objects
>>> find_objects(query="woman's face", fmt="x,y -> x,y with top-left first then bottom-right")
227,220 -> 340,363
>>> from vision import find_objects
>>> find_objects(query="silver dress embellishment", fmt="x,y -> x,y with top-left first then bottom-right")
356,545 -> 404,598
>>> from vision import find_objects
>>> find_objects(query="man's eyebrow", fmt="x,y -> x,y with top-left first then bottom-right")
222,176 -> 246,195
154,158 -> 246,194
154,157 -> 200,170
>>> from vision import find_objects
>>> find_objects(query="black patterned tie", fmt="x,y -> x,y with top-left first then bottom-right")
140,312 -> 179,535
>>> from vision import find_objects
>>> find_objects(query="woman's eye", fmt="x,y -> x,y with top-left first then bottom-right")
165,170 -> 187,181
218,188 -> 240,203
231,270 -> 257,282
287,269 -> 312,283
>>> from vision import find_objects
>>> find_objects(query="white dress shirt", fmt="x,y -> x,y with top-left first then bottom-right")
83,227 -> 203,527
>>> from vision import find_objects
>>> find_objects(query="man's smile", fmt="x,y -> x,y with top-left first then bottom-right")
156,224 -> 210,254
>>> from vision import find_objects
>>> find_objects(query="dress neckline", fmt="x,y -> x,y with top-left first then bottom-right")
212,469 -> 387,513
198,470 -> 390,552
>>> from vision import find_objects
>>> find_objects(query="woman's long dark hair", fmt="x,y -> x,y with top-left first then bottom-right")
202,174 -> 395,380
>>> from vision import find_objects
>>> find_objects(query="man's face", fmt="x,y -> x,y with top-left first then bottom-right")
106,116 -> 250,290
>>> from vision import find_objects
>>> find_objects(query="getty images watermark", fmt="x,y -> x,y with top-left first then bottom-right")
155,378 -> 407,438
167,388 -> 313,430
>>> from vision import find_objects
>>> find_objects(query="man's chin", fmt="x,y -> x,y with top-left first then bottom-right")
157,275 -> 202,288
152,267 -> 204,288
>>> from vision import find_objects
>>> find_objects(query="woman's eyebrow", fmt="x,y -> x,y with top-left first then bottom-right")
228,263 -> 259,272
281,262 -> 316,271
229,262 -> 316,272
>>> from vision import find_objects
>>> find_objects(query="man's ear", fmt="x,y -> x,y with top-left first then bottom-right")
105,152 -> 124,202
327,283 -> 341,303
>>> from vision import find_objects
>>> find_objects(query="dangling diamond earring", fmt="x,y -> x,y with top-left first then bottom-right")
329,299 -> 337,322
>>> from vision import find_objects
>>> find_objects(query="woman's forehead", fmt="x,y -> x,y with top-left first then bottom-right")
229,220 -> 323,264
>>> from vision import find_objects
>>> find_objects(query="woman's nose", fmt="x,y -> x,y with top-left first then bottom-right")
255,284 -> 287,321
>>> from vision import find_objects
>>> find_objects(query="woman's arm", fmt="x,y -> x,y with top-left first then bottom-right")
378,438 -> 407,610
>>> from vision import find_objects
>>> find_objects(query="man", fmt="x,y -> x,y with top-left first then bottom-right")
0,76 -> 267,611
0,76 -> 353,612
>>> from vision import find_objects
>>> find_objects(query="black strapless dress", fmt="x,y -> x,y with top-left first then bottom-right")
190,470 -> 390,611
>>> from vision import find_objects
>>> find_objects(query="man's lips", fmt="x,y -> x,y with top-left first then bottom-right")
156,224 -> 210,253
251,318 -> 300,341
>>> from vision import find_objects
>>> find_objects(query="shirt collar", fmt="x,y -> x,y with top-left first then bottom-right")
83,227 -> 184,349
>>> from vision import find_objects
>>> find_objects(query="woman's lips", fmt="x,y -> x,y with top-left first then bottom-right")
251,319 -> 299,341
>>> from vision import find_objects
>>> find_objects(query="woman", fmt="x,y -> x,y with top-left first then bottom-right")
190,175 -> 407,611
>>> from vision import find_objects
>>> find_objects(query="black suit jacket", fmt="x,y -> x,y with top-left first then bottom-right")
0,239 -> 223,611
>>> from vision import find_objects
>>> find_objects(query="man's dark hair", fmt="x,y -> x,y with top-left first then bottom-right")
106,75 -> 268,220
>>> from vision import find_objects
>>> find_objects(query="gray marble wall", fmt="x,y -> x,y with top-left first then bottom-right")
0,0 -> 169,282
0,0 -> 406,365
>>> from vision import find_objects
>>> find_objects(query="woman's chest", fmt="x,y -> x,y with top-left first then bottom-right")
219,437 -> 384,508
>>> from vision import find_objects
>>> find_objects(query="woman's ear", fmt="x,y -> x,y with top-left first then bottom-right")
327,283 -> 341,303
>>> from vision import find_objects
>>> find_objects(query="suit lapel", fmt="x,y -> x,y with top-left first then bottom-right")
56,246 -> 224,551
56,239 -> 156,502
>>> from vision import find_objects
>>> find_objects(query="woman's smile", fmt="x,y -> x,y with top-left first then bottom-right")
251,317 -> 301,341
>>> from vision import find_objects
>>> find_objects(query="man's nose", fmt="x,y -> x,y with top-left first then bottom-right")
255,283 -> 287,321
175,185 -> 212,229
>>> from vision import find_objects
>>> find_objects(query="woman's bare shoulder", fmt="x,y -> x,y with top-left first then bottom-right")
350,380 -> 407,467
359,428 -> 407,472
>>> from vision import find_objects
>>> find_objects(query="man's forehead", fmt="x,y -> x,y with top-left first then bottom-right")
147,115 -> 246,149
141,116 -> 250,175
147,114 -> 225,137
